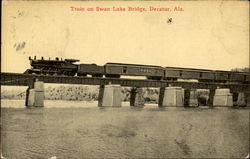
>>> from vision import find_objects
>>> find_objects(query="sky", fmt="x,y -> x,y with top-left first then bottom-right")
1,1 -> 249,73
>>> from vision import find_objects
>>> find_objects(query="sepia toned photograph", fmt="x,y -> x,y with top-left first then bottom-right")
1,0 -> 249,159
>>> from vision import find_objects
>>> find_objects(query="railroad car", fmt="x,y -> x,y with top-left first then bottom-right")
245,74 -> 250,82
164,68 -> 181,80
228,72 -> 246,82
77,64 -> 104,77
230,72 -> 250,83
214,71 -> 229,82
164,67 -> 215,81
104,63 -> 164,79
199,70 -> 215,82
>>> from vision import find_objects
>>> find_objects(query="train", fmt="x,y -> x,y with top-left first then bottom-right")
24,56 -> 250,83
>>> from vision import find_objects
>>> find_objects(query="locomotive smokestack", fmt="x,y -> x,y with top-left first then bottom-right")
34,56 -> 36,60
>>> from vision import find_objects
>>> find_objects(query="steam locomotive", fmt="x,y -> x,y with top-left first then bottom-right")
24,56 -> 250,83
24,56 -> 79,76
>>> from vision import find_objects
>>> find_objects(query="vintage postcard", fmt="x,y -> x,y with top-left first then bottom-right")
1,1 -> 249,159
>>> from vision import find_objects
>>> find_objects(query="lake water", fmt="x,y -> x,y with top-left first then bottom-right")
1,100 -> 249,159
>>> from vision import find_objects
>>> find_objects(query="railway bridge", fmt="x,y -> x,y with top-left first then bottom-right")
1,72 -> 249,107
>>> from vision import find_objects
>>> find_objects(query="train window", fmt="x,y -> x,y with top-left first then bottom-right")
123,67 -> 127,74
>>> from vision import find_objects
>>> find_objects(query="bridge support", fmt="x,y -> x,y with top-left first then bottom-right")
25,81 -> 44,107
213,88 -> 233,107
246,92 -> 250,107
208,89 -> 215,107
159,87 -> 184,107
130,87 -> 144,107
184,89 -> 198,107
236,92 -> 247,107
196,89 -> 209,106
98,84 -> 122,107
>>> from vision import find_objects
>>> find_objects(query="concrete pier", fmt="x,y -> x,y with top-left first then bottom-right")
98,84 -> 122,107
25,81 -> 44,107
158,87 -> 165,107
208,89 -> 215,107
246,92 -> 250,107
159,87 -> 184,107
213,88 -> 233,107
130,87 -> 144,107
236,92 -> 246,106
184,89 -> 198,107
196,89 -> 209,106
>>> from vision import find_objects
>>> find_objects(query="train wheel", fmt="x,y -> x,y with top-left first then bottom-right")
92,74 -> 103,78
147,76 -> 162,80
154,77 -> 162,80
62,71 -> 68,76
49,72 -> 54,76
40,72 -> 46,75
199,79 -> 213,83
105,74 -> 120,78
163,77 -> 177,81
55,72 -> 62,76
77,73 -> 87,77
57,71 -> 64,76
147,77 -> 152,80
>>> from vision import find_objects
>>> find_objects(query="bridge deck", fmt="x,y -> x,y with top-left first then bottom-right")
1,72 -> 249,92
